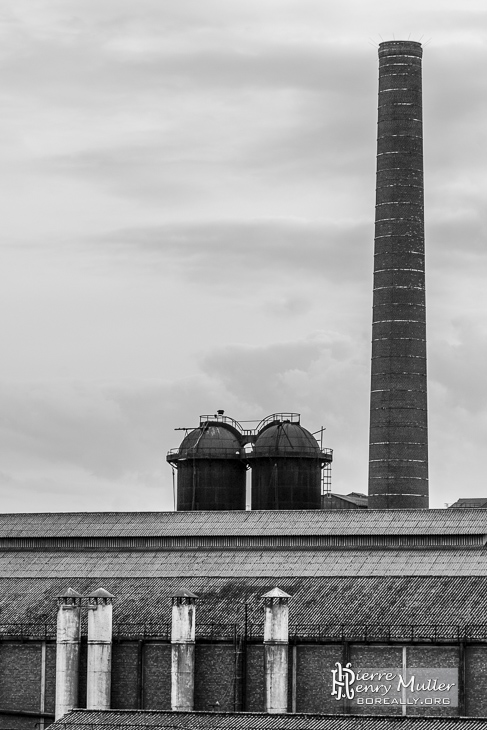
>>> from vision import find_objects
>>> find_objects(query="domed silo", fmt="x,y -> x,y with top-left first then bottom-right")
167,413 -> 246,510
248,415 -> 330,510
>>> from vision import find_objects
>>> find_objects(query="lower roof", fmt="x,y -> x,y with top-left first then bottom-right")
1,509 -> 486,538
0,549 -> 486,579
50,709 -> 487,730
2,575 -> 487,631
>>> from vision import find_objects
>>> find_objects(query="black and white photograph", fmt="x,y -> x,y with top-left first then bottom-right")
0,1 -> 486,727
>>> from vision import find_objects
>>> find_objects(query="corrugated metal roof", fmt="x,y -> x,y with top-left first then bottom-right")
0,509 -> 486,538
0,549 -> 486,578
1,576 -> 487,627
49,709 -> 487,730
449,499 -> 487,509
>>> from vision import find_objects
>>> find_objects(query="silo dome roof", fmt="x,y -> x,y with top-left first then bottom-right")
177,425 -> 242,459
253,422 -> 320,458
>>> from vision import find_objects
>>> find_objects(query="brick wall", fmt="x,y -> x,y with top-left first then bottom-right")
1,638 -> 487,722
0,643 -> 41,712
0,715 -> 33,730
295,644 -> 344,713
45,643 -> 56,716
406,645 -> 459,717
245,645 -> 264,711
77,640 -> 87,709
143,643 -> 171,709
0,642 -> 51,730
465,645 -> 487,716
111,642 -> 139,709
195,644 -> 237,711
349,645 -> 403,715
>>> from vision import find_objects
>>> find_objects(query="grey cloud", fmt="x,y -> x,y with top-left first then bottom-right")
199,334 -> 371,494
0,329 -> 371,510
200,333 -> 369,421
201,337 -> 328,405
0,22 -> 369,100
0,371 -> 249,473
426,318 -> 487,503
429,210 -> 487,257
264,295 -> 312,318
424,47 -> 487,189
0,382 -> 142,478
100,219 -> 372,287
430,321 -> 487,414
1,1 -> 486,513
0,375 -> 240,510
142,45 -> 371,94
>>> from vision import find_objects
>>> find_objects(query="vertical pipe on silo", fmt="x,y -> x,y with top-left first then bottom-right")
171,589 -> 197,711
263,588 -> 291,713
369,40 -> 429,509
55,588 -> 82,720
86,588 -> 114,710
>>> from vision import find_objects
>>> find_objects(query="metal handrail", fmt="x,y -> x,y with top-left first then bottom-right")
255,413 -> 300,431
2,621 -> 486,643
197,623 -> 238,640
246,446 -> 333,458
0,623 -> 56,639
112,623 -> 170,640
199,414 -> 245,433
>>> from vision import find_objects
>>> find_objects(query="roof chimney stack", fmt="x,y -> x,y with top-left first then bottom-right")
263,587 -> 291,714
86,588 -> 114,710
55,588 -> 82,720
171,589 -> 197,711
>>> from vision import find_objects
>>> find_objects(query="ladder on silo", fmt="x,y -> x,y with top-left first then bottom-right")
321,461 -> 332,498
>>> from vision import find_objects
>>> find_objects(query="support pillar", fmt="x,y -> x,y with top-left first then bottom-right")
171,589 -> 197,711
263,587 -> 291,714
55,588 -> 82,721
86,588 -> 114,710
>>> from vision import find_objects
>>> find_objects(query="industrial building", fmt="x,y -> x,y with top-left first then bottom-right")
0,39 -> 483,730
2,509 -> 487,727
321,492 -> 368,510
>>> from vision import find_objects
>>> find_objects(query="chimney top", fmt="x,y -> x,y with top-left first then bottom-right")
378,40 -> 422,58
172,588 -> 198,599
86,587 -> 115,599
57,587 -> 83,599
262,587 -> 292,599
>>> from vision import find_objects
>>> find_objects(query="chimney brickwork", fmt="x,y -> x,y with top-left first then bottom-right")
368,41 -> 429,509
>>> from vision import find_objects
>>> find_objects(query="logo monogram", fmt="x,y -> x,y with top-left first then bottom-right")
331,662 -> 356,700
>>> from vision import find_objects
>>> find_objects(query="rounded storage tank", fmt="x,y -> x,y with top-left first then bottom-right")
249,417 -> 324,510
167,415 -> 246,510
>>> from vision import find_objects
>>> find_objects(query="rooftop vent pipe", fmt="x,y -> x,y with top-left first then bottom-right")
263,587 -> 291,713
55,588 -> 82,720
171,589 -> 197,711
86,588 -> 114,710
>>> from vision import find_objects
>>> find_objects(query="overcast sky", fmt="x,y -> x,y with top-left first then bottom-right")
1,0 -> 486,512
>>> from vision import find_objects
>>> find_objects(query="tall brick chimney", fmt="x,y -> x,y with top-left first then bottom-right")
368,41 -> 428,509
